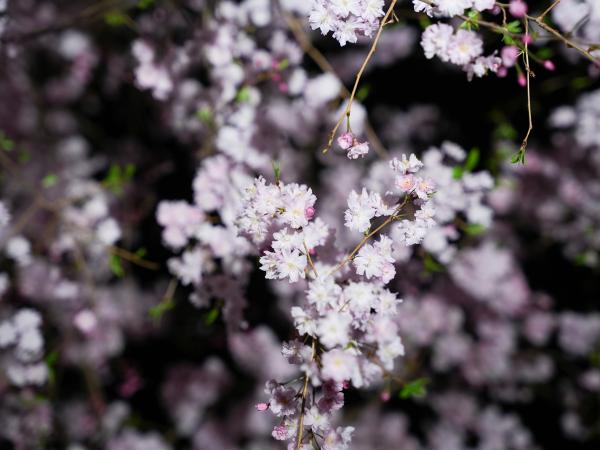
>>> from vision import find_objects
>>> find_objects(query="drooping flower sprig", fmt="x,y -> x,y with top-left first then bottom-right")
238,153 -> 438,448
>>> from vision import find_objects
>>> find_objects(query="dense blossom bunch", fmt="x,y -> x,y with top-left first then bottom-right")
235,153 -> 438,446
421,24 -> 502,79
309,0 -> 386,46
414,0 -> 495,17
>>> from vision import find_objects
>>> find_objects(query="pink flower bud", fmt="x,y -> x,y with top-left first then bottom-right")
309,248 -> 316,256
305,206 -> 315,220
497,66 -> 508,77
543,60 -> 555,71
380,391 -> 391,402
278,82 -> 289,93
522,33 -> 533,45
518,73 -> 527,87
509,0 -> 527,17
337,132 -> 355,150
255,402 -> 270,411
501,46 -> 519,67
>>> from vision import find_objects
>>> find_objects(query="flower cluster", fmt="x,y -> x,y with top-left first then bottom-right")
414,0 -> 494,18
337,131 -> 370,159
309,0 -> 386,46
0,309 -> 47,387
243,154 -> 437,446
421,24 -> 501,80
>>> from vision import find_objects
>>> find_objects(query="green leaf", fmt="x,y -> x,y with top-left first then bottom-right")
572,76 -> 593,90
502,33 -> 516,45
0,131 -> 14,152
109,254 -> 125,278
464,147 -> 480,172
272,160 -> 281,184
506,20 -> 522,34
590,346 -> 600,367
399,378 -> 429,399
102,164 -> 136,195
356,84 -> 371,102
452,166 -> 464,180
203,307 -> 220,326
511,150 -> 526,165
42,174 -> 58,188
463,223 -> 486,235
460,10 -> 479,30
135,247 -> 147,259
149,298 -> 175,319
45,350 -> 59,367
278,59 -> 290,71
18,149 -> 30,163
137,0 -> 155,9
418,15 -> 432,29
46,351 -> 59,387
494,123 -> 517,141
105,11 -> 128,26
423,254 -> 444,273
235,86 -> 251,103
196,106 -> 213,124
536,47 -> 553,60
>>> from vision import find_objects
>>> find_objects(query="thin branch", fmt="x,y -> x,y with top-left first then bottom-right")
303,241 -> 319,278
322,0 -> 398,154
520,19 -> 533,160
108,245 -> 160,271
295,339 -> 317,450
330,195 -> 410,278
537,0 -> 562,22
281,10 -> 388,158
527,14 -> 598,63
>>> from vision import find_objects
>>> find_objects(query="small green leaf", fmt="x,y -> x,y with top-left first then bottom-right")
42,174 -> 58,188
452,166 -> 464,180
278,59 -> 290,71
356,84 -> 371,102
423,254 -> 444,273
506,20 -> 522,34
463,223 -> 486,235
137,0 -> 155,9
149,298 -> 175,319
102,164 -> 136,195
236,86 -> 251,103
45,350 -> 59,367
464,147 -> 480,172
418,15 -> 432,29
105,11 -> 128,26
18,149 -> 30,163
494,123 -> 517,141
399,378 -> 429,399
502,34 -> 516,45
511,150 -> 526,165
272,160 -> 281,184
196,106 -> 213,123
536,47 -> 553,60
109,254 -> 125,278
590,346 -> 600,367
135,247 -> 147,259
203,307 -> 220,326
0,131 -> 15,152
